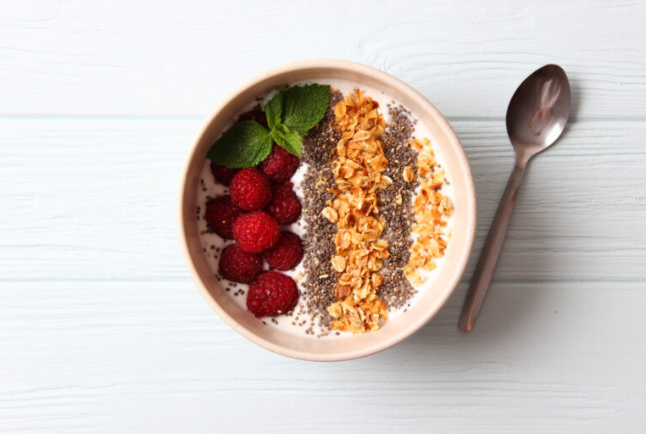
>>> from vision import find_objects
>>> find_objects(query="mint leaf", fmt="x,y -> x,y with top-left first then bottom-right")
272,123 -> 303,157
207,121 -> 273,168
281,84 -> 330,134
264,92 -> 283,129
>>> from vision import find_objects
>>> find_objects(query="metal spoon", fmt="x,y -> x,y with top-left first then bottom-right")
458,64 -> 571,333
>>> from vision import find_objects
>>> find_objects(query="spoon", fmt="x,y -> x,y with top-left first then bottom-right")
458,64 -> 571,333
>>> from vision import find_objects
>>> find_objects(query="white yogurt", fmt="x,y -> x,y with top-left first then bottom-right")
196,79 -> 454,338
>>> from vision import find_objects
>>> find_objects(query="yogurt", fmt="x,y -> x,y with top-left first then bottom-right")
196,79 -> 453,337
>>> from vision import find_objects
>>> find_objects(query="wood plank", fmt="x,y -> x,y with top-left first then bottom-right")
1,117 -> 644,282
0,0 -> 645,118
0,280 -> 644,433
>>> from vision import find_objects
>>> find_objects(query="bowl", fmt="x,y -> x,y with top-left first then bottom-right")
178,59 -> 476,361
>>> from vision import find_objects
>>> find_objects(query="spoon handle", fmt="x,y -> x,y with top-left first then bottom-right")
459,162 -> 526,332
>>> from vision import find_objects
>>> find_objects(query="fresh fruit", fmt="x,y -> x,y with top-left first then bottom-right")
229,168 -> 272,211
246,271 -> 299,317
218,244 -> 263,284
237,107 -> 268,128
210,162 -> 239,186
259,144 -> 300,183
204,196 -> 243,240
265,182 -> 302,224
233,211 -> 280,253
263,231 -> 303,271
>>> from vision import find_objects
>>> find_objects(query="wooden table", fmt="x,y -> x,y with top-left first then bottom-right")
1,1 -> 645,432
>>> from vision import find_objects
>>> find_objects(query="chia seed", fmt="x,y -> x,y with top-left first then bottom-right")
297,90 -> 343,330
379,105 -> 418,308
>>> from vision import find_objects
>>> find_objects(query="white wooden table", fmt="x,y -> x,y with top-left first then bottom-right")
1,1 -> 645,432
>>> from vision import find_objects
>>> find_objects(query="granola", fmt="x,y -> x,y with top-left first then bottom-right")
405,138 -> 453,285
325,90 -> 391,333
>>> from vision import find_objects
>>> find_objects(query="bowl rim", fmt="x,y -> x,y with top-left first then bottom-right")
178,59 -> 477,361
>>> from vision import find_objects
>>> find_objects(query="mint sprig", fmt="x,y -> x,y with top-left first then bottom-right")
208,84 -> 330,168
206,120 -> 273,168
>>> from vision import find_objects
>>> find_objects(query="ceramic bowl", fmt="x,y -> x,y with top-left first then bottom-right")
178,59 -> 476,361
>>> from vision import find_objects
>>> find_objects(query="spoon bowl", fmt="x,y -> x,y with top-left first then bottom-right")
459,64 -> 571,332
507,64 -> 571,164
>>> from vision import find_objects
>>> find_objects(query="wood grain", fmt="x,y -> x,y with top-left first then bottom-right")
2,1 -> 646,432
0,118 -> 643,282
1,281 -> 644,433
0,0 -> 644,118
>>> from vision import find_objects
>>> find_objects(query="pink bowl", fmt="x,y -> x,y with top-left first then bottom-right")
178,59 -> 477,361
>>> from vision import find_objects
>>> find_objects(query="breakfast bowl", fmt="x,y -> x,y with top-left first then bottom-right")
178,59 -> 476,361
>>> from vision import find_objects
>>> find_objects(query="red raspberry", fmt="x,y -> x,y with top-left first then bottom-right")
229,168 -> 272,211
204,195 -> 243,240
233,211 -> 280,253
237,107 -> 268,128
246,271 -> 299,317
263,231 -> 303,271
218,244 -> 263,283
259,144 -> 300,183
265,183 -> 302,225
210,161 -> 239,186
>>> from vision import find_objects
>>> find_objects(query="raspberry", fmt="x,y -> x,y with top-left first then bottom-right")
263,231 -> 303,271
246,271 -> 299,317
233,211 -> 280,253
229,168 -> 272,211
237,107 -> 268,128
204,195 -> 243,240
218,244 -> 263,283
210,161 -> 239,186
259,144 -> 300,183
265,183 -> 302,224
